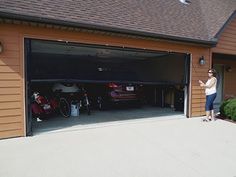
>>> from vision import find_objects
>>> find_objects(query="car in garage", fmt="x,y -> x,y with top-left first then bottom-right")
86,82 -> 143,110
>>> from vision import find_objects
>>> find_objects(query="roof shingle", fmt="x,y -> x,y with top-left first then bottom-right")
0,0 -> 235,43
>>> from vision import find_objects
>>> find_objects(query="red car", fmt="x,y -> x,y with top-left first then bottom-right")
91,83 -> 142,110
108,83 -> 137,101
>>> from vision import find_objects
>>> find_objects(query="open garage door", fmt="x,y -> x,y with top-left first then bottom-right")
28,40 -> 189,85
25,39 -> 190,136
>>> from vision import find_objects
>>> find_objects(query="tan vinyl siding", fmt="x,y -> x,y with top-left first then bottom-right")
214,58 -> 236,98
212,16 -> 236,99
0,115 -> 22,124
191,51 -> 210,116
0,129 -> 23,139
213,17 -> 236,55
0,27 -> 24,139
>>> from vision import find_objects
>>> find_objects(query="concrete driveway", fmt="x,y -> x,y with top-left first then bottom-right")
33,107 -> 184,135
0,117 -> 236,177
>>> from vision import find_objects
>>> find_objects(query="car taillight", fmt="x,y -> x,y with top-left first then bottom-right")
108,83 -> 118,88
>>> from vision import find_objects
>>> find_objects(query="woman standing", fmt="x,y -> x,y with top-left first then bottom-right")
199,69 -> 217,121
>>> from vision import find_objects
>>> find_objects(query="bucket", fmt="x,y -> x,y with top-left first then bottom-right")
71,102 -> 79,117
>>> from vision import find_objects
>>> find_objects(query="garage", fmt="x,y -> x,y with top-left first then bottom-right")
25,39 -> 190,135
1,0 -> 235,139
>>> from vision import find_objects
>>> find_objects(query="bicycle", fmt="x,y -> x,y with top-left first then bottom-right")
55,87 -> 91,118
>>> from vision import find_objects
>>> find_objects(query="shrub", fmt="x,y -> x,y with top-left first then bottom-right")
220,98 -> 236,120
220,99 -> 232,117
229,99 -> 236,119
232,108 -> 236,121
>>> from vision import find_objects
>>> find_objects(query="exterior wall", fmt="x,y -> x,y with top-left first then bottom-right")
0,22 -> 211,139
212,17 -> 236,55
0,26 -> 24,139
212,16 -> 236,100
214,58 -> 236,98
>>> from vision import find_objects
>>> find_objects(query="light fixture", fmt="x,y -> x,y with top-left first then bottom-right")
199,56 -> 206,66
226,66 -> 232,72
0,42 -> 3,53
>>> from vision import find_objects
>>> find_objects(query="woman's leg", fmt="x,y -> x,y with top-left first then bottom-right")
208,104 -> 213,121
211,110 -> 215,121
210,93 -> 217,121
205,95 -> 211,121
206,111 -> 211,120
205,93 -> 217,121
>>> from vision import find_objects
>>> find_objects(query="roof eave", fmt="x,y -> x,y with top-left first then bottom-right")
0,11 -> 217,46
214,10 -> 236,40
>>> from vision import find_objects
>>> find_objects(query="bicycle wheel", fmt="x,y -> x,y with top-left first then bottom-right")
59,97 -> 71,118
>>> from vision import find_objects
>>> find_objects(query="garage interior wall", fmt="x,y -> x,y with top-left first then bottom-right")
0,22 -> 211,139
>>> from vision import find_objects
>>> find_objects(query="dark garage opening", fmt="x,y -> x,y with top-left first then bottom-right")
25,39 -> 190,135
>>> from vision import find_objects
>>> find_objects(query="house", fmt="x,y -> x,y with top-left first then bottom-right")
0,0 -> 235,139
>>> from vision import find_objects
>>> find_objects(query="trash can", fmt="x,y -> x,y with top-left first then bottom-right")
71,102 -> 80,117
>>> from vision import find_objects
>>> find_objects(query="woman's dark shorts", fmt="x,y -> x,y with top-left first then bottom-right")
205,93 -> 217,111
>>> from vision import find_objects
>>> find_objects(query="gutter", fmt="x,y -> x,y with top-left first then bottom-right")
0,11 -> 217,46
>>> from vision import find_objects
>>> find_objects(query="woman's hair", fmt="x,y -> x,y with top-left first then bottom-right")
208,69 -> 217,77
